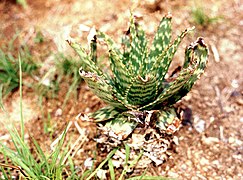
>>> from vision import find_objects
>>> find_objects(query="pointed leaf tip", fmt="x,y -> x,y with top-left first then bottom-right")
165,12 -> 172,18
187,37 -> 207,49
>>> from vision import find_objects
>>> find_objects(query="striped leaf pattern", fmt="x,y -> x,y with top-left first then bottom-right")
155,108 -> 178,130
147,14 -> 172,70
103,116 -> 138,140
88,106 -> 120,122
164,38 -> 208,105
109,49 -> 131,95
129,16 -> 148,76
140,68 -> 194,110
126,74 -> 158,106
69,41 -> 102,75
152,27 -> 194,91
70,14 -> 208,137
140,37 -> 208,110
79,69 -> 125,109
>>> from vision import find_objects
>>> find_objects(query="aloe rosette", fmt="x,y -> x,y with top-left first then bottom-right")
69,14 -> 208,164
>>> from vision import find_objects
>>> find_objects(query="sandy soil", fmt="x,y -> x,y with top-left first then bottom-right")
0,0 -> 242,179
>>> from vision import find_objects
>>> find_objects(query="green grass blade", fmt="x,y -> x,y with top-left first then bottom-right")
86,148 -> 118,180
32,137 -> 50,173
108,158 -> 115,180
62,76 -> 80,109
67,156 -> 79,179
18,55 -> 24,141
0,166 -> 9,180
0,85 -> 6,113
124,143 -> 130,165
127,176 -> 175,180
119,149 -> 144,180
81,169 -> 92,180
1,133 -> 38,178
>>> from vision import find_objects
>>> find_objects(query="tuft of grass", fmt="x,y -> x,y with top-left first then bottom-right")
191,7 -> 222,28
0,126 -> 77,179
0,47 -> 38,97
34,53 -> 83,102
0,50 -> 19,96
55,54 -> 82,84
0,56 -> 79,179
55,53 -> 83,107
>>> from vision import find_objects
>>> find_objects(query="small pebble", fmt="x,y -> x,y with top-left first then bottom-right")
194,118 -> 206,133
96,169 -> 107,180
240,117 -> 243,123
84,157 -> 93,169
202,136 -> 220,145
228,137 -> 235,144
55,108 -> 62,116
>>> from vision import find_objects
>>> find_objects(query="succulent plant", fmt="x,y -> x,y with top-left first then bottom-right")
69,14 -> 208,165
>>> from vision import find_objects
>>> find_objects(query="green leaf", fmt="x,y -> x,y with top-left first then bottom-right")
108,158 -> 115,180
129,16 -> 148,76
155,108 -> 179,132
125,74 -> 158,106
121,29 -> 131,65
147,14 -> 172,70
137,27 -> 148,75
153,27 -> 194,90
124,144 -> 130,165
69,41 -> 103,76
141,37 -> 208,110
89,106 -> 121,122
80,69 -> 125,109
97,31 -> 133,95
119,149 -> 144,180
140,62 -> 194,110
96,31 -> 123,59
127,176 -> 175,180
109,49 -> 132,95
165,37 -> 209,105
86,148 -> 118,180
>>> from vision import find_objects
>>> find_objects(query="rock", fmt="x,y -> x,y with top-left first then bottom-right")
96,169 -> 107,180
55,108 -> 62,117
202,136 -> 220,145
84,157 -> 93,169
194,116 -> 206,133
